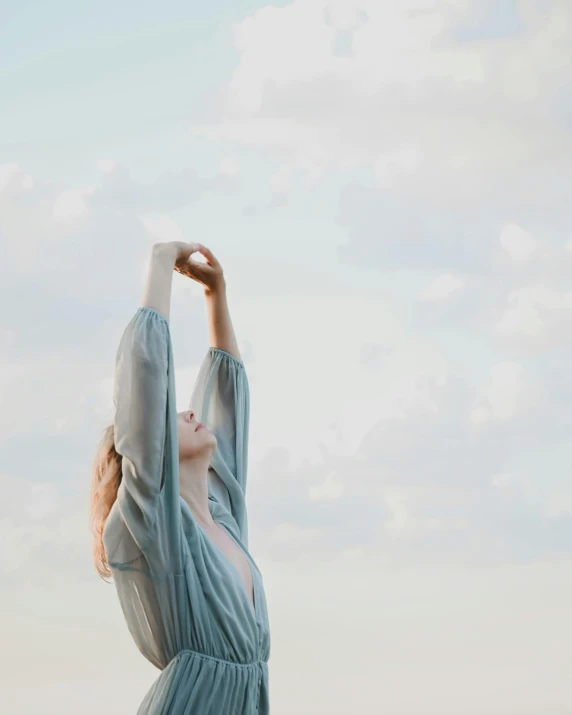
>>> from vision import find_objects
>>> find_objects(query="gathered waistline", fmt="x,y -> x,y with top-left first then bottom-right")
169,648 -> 263,670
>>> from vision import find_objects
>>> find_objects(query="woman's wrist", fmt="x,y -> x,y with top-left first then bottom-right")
204,278 -> 227,298
152,242 -> 177,265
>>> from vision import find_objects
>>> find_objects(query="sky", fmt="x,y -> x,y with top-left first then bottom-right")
2,0 -> 572,712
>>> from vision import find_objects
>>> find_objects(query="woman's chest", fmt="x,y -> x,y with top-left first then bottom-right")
208,525 -> 255,609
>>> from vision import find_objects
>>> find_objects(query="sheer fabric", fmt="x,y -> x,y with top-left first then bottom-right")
103,307 -> 270,714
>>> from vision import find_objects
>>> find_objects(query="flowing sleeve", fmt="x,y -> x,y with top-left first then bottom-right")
113,307 -> 170,555
189,347 -> 250,542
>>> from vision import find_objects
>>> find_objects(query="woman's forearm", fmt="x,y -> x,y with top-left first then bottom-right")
204,283 -> 242,362
141,244 -> 177,323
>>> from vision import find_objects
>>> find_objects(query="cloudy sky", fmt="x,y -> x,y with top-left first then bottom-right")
2,0 -> 572,712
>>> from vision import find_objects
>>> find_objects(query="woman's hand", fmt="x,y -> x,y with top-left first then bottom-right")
173,242 -> 225,294
153,242 -> 225,293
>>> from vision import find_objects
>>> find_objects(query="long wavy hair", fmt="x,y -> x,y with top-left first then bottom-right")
89,424 -> 122,582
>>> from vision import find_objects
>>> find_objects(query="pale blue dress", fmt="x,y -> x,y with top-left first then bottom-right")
102,306 -> 271,714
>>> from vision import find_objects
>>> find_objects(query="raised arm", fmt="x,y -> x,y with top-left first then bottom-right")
141,243 -> 178,322
113,241 -> 199,553
174,242 -> 242,361
205,282 -> 242,362
174,243 -> 251,539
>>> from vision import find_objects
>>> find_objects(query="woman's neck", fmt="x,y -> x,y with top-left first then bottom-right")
179,456 -> 215,527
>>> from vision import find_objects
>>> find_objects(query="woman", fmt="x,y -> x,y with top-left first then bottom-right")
89,241 -> 270,714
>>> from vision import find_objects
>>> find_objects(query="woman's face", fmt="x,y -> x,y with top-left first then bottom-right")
176,410 -> 217,458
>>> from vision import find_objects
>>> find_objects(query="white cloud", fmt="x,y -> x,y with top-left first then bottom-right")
21,173 -> 34,189
374,142 -> 423,189
53,188 -> 93,222
141,214 -> 186,243
420,273 -> 465,302
269,164 -> 291,194
471,360 -> 540,425
190,0 -> 572,212
308,470 -> 346,502
496,283 -> 572,347
500,222 -> 537,263
0,474 -> 87,581
0,162 -> 20,192
97,159 -> 117,173
269,522 -> 322,546
220,156 -> 239,176
324,0 -> 367,32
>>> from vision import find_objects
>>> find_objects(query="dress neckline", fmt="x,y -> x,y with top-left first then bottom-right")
181,497 -> 257,619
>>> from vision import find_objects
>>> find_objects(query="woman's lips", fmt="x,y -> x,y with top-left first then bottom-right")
195,423 -> 204,431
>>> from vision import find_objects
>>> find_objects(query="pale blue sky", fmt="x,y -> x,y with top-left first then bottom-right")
1,1 -> 274,178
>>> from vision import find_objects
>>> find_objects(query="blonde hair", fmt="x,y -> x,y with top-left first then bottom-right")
89,424 -> 122,582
